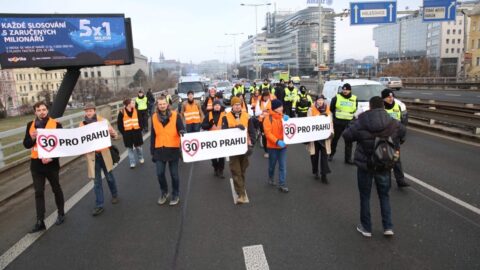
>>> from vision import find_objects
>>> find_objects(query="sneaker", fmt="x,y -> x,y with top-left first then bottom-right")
278,186 -> 289,193
130,164 -> 136,169
268,178 -> 275,186
263,153 -> 269,158
91,207 -> 104,217
157,194 -> 169,205
139,158 -> 145,164
397,180 -> 410,188
111,197 -> 119,204
356,224 -> 372,237
30,220 -> 46,233
345,159 -> 355,165
55,214 -> 65,225
169,196 -> 180,206
384,229 -> 395,236
237,195 -> 247,204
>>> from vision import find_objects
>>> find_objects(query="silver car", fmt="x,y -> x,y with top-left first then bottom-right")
379,77 -> 403,90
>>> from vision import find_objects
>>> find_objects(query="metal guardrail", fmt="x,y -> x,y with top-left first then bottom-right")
402,77 -> 480,90
402,99 -> 480,135
0,90 -> 168,171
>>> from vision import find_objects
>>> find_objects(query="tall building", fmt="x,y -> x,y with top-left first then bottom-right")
11,68 -> 66,106
239,6 -> 335,76
466,4 -> 480,77
0,69 -> 18,115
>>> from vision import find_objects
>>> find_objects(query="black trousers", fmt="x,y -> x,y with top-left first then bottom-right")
31,169 -> 65,221
138,110 -> 149,131
310,141 -> 331,175
296,111 -> 307,118
284,101 -> 294,117
393,157 -> 405,183
211,158 -> 225,171
331,120 -> 353,161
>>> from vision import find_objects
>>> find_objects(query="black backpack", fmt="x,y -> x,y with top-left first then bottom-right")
369,136 -> 398,172
109,145 -> 121,164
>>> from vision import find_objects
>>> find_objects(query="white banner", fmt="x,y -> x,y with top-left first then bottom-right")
36,120 -> 112,158
283,116 -> 332,144
181,128 -> 248,163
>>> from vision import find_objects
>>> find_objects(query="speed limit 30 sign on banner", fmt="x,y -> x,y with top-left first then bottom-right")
36,120 -> 112,158
181,128 -> 248,163
283,116 -> 332,144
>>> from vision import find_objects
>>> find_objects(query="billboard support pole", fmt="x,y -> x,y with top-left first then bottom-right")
50,67 -> 81,118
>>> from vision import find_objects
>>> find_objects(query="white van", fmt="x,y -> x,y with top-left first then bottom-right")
322,79 -> 408,123
176,75 -> 206,103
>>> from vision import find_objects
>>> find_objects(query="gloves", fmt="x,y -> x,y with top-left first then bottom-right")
277,140 -> 286,148
237,124 -> 245,131
179,130 -> 186,137
283,114 -> 289,121
246,146 -> 254,156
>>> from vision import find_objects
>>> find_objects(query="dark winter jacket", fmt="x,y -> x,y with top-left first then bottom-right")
342,108 -> 406,171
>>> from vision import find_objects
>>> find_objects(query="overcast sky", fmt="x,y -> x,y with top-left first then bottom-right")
3,0 -> 423,63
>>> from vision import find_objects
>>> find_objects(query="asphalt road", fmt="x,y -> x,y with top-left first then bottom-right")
1,129 -> 480,269
397,89 -> 480,104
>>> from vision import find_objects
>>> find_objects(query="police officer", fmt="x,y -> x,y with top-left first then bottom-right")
329,83 -> 358,164
293,85 -> 313,118
232,82 -> 245,97
23,101 -> 65,233
249,82 -> 258,94
259,78 -> 272,93
283,80 -> 298,117
382,89 -> 409,188
272,79 -> 286,106
135,89 -> 149,133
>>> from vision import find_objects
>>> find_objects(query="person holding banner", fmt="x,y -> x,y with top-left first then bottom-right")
201,100 -> 226,178
118,98 -> 144,169
329,83 -> 358,164
135,90 -> 150,133
23,101 -> 65,233
81,103 -> 119,217
263,99 -> 290,193
181,90 -> 204,133
151,96 -> 186,206
222,96 -> 256,204
307,95 -> 332,183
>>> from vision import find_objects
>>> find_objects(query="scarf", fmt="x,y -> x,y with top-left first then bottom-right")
83,114 -> 98,124
34,116 -> 49,129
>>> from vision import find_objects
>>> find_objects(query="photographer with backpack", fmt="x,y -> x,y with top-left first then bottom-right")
343,96 -> 406,238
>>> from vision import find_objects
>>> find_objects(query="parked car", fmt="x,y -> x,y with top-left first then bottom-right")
379,76 -> 403,90
322,79 -> 408,123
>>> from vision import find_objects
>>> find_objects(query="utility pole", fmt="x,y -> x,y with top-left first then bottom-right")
318,1 -> 324,93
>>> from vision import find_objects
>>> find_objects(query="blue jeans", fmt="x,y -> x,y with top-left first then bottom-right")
357,168 -> 392,232
94,153 -> 118,208
267,148 -> 287,187
186,123 -> 200,133
127,146 -> 144,166
156,159 -> 180,198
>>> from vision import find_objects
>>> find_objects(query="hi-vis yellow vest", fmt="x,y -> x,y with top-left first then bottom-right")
335,94 -> 357,120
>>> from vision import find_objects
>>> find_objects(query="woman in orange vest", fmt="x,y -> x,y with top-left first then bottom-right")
181,90 -> 204,133
22,101 -> 65,233
82,103 -> 118,216
118,98 -> 144,169
307,95 -> 332,184
258,90 -> 273,158
201,100 -> 226,178
151,96 -> 186,206
263,99 -> 289,193
202,87 -> 217,114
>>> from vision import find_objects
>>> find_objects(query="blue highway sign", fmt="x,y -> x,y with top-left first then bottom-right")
350,1 -> 397,25
423,0 -> 457,22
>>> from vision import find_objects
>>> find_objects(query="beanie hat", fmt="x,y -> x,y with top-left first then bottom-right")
381,89 -> 394,99
213,100 -> 222,107
342,83 -> 352,91
271,99 -> 283,111
231,96 -> 241,105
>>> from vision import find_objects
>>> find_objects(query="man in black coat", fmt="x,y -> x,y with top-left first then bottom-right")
343,96 -> 406,238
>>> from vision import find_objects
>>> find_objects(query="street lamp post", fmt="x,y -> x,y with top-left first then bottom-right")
225,32 -> 244,67
241,2 -> 271,80
317,1 -> 324,93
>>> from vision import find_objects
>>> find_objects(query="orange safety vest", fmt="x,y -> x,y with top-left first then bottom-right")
259,99 -> 272,122
29,118 -> 57,159
152,111 -> 180,148
206,98 -> 214,111
310,104 -> 331,116
251,96 -> 260,106
123,108 -> 140,131
225,112 -> 251,145
209,111 -> 226,131
241,101 -> 247,113
184,102 -> 201,124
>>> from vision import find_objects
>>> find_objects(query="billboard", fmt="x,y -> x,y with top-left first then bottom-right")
0,14 -> 134,69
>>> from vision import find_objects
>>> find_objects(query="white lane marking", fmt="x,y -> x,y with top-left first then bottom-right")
243,245 -> 269,270
230,178 -> 249,204
407,127 -> 480,147
0,134 -> 149,270
420,93 -> 433,95
405,173 -> 480,216
445,94 -> 460,97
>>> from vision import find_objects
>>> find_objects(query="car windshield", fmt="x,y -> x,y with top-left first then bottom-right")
178,82 -> 204,93
217,82 -> 231,88
391,77 -> 401,81
351,84 -> 385,102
